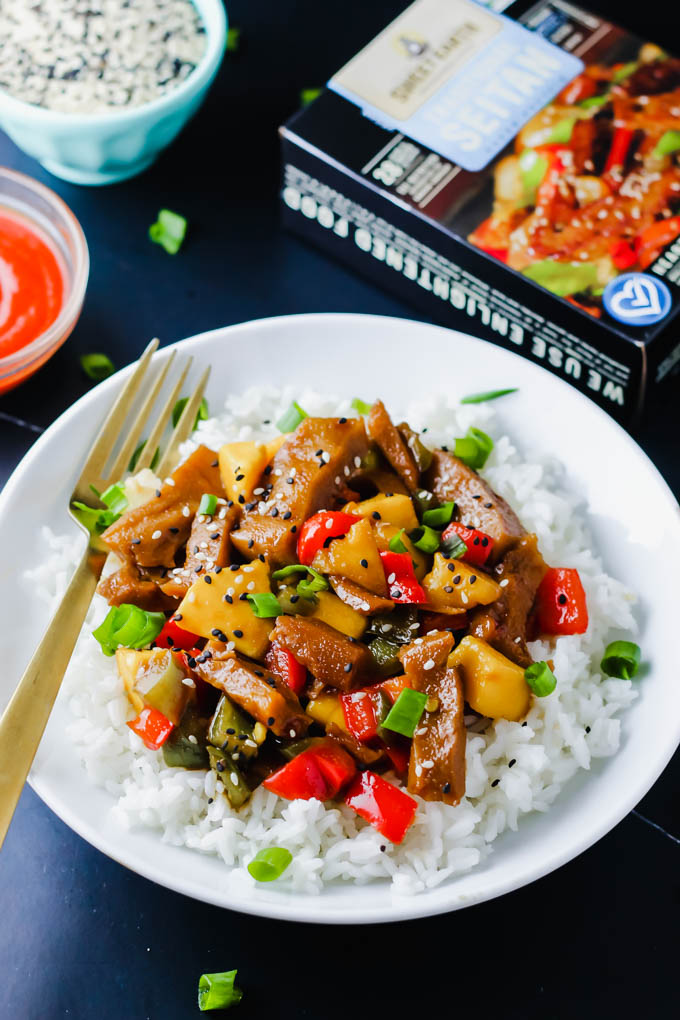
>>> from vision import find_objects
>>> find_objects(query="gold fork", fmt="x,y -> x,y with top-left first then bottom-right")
0,339 -> 210,848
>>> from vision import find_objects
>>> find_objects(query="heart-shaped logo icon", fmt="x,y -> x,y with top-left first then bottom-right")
603,273 -> 672,327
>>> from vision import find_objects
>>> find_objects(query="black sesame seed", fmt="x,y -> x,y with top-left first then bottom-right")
508,758 -> 516,768
344,663 -> 353,673
233,629 -> 243,638
211,628 -> 220,637
214,566 -> 222,574
193,545 -> 199,554
339,417 -> 347,424
290,594 -> 300,603
267,717 -> 275,726
258,554 -> 265,563
224,594 -> 233,604
448,563 -> 455,572
323,536 -> 333,548
210,532 -> 220,540
443,782 -> 451,794
187,656 -> 196,668
473,536 -> 480,545
472,494 -> 481,500
264,466 -> 272,475
469,575 -> 477,584
211,459 -> 218,467
131,538 -> 141,545
254,670 -> 263,678
360,559 -> 368,568
372,511 -> 381,520
215,760 -> 225,772
392,589 -> 402,599
484,502 -> 493,509
283,510 -> 292,520
155,489 -> 161,498
315,449 -> 323,457
245,502 -> 256,512
235,473 -> 245,482
291,525 -> 297,533
558,593 -> 567,605
266,678 -> 276,688
169,526 -> 179,534
380,845 -> 386,852
270,507 -> 279,517
239,592 -> 249,601
204,575 -> 212,584
238,494 -> 245,504
491,778 -> 500,787
481,537 -> 489,547
226,727 -> 236,735
238,733 -> 248,741
208,797 -> 214,804
453,575 -> 461,584
226,500 -> 234,508
230,564 -> 240,572
166,636 -> 175,647
248,539 -> 254,549
585,725 -> 591,733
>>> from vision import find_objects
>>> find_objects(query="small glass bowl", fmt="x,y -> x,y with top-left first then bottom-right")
0,166 -> 89,394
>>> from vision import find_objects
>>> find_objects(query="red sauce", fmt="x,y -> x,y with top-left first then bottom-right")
0,210 -> 65,358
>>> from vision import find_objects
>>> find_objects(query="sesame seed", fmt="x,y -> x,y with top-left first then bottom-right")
423,658 -> 435,670
443,782 -> 451,794
182,506 -> 191,517
344,663 -> 353,673
204,575 -> 212,584
422,759 -> 434,769
233,629 -> 243,638
499,579 -> 509,588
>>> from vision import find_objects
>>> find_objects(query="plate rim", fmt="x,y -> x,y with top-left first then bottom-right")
2,311 -> 679,924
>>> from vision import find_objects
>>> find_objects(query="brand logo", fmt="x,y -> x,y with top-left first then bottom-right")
603,273 -> 672,326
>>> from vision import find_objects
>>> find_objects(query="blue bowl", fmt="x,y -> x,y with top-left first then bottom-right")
0,0 -> 227,186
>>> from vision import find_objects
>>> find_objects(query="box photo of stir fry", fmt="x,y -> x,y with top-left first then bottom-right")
467,43 -> 680,316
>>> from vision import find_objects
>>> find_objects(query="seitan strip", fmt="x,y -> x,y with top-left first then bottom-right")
270,615 -> 374,691
366,400 -> 420,493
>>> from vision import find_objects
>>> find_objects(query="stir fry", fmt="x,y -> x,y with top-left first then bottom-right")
468,44 -> 680,316
87,399 -> 589,845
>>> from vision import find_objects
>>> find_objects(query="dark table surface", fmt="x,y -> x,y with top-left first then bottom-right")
1,2 -> 677,1017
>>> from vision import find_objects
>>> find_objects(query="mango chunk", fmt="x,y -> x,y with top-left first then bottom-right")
307,590 -> 367,639
343,493 -> 418,532
449,635 -> 530,721
176,558 -> 273,658
423,553 -> 501,612
218,441 -> 269,504
311,518 -> 387,595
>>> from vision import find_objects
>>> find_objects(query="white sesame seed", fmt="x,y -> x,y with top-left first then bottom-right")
461,592 -> 469,604
499,578 -> 509,587
354,456 -> 361,468
414,638 -> 423,645
151,529 -> 162,540
325,519 -> 334,529
226,641 -> 235,652
230,772 -> 239,785
165,478 -> 175,486
253,487 -> 264,495
244,739 -> 257,748
344,465 -> 351,477
422,759 -> 434,769
387,572 -> 396,584
181,677 -> 196,687
188,734 -> 198,745
182,505 -> 191,517
289,729 -> 296,738
352,692 -> 366,701
423,658 -> 435,670
335,476 -> 341,485
218,508 -> 227,519
247,581 -> 255,591
414,764 -> 423,777
322,451 -> 331,463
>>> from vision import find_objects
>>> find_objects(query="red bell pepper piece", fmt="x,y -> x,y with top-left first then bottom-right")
558,73 -> 597,106
635,215 -> 680,270
535,148 -> 568,209
604,127 -> 634,178
155,617 -> 201,651
382,739 -> 411,775
263,741 -> 356,801
265,642 -> 307,695
345,771 -> 418,844
609,239 -> 638,271
536,567 -> 588,635
127,706 -> 174,750
441,522 -> 494,565
341,690 -> 380,742
380,674 -> 411,704
379,551 -> 426,604
297,510 -> 359,565
310,741 -> 356,797
263,750 -> 329,800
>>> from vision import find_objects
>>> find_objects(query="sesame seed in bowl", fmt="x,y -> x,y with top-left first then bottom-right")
0,0 -> 227,186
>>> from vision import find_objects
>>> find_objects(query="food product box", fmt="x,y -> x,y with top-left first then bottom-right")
279,0 -> 680,424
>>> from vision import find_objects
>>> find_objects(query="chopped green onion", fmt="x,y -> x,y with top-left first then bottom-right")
300,87 -> 322,106
92,604 -> 165,657
408,525 -> 440,554
460,388 -> 518,405
71,502 -> 117,536
128,440 -> 160,473
382,688 -> 428,738
412,489 -> 437,516
276,400 -> 308,433
600,640 -> 641,680
351,397 -> 372,415
579,93 -> 610,109
100,483 -> 128,516
453,427 -> 494,470
247,846 -> 293,882
272,564 -> 329,598
441,532 -> 467,559
198,493 -> 218,516
388,528 -> 408,554
246,593 -> 283,618
80,353 -> 114,381
422,501 -> 455,528
149,208 -> 187,255
172,395 -> 209,429
612,61 -> 637,83
198,970 -> 243,1012
545,118 -> 575,144
297,566 -> 328,600
226,26 -> 241,52
524,660 -> 557,697
653,130 -> 680,158
518,149 -> 549,205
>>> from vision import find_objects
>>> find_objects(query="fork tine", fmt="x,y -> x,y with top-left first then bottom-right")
105,350 -> 177,483
74,338 -> 159,500
134,356 -> 193,473
155,366 -> 211,479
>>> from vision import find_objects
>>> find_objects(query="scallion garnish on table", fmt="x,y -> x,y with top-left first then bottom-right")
80,352 -> 114,381
149,208 -> 187,255
198,970 -> 243,1012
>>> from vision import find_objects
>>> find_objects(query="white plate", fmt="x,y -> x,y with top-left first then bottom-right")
2,313 -> 679,924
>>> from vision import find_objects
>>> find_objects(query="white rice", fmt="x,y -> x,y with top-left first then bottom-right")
25,387 -> 638,896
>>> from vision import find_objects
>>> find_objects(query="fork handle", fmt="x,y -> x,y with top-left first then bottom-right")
0,547 -> 97,849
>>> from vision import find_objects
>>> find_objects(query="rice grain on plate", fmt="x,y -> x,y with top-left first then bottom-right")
0,0 -> 206,113
25,387 -> 638,896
